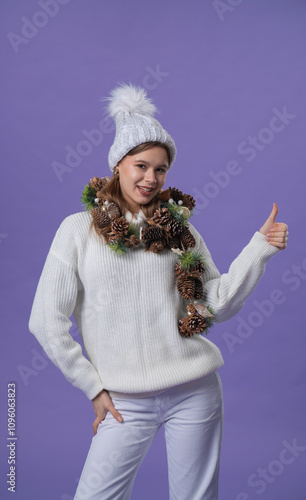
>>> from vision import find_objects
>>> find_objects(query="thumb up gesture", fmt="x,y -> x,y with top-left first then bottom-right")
259,203 -> 288,250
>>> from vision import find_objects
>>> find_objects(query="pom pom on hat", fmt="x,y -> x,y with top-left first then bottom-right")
102,82 -> 177,172
104,83 -> 157,118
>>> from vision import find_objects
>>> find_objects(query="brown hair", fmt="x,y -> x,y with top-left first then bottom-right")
90,141 -> 172,242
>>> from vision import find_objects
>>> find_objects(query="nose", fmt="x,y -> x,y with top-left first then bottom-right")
144,168 -> 157,184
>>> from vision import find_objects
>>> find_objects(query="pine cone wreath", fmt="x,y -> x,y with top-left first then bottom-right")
91,208 -> 111,230
177,276 -> 195,299
109,217 -> 130,239
181,228 -> 196,249
194,278 -> 203,300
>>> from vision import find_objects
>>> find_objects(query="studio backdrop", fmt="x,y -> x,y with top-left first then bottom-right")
1,1 -> 305,499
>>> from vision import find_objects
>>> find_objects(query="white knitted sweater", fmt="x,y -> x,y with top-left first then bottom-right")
28,209 -> 279,400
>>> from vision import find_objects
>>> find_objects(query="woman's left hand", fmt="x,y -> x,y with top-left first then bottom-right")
259,203 -> 288,250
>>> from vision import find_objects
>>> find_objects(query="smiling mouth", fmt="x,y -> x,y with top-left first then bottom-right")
137,186 -> 154,195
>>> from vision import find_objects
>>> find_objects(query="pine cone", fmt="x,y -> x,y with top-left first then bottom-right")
170,187 -> 184,203
194,278 -> 203,300
107,202 -> 121,219
181,228 -> 196,249
177,276 -> 195,299
107,231 -> 118,242
187,315 -> 207,334
178,318 -> 193,338
124,235 -> 141,247
166,219 -> 184,237
149,239 -> 167,253
91,208 -> 111,230
90,176 -> 109,192
110,217 -> 129,238
175,263 -> 188,278
186,303 -> 197,316
142,226 -> 164,242
151,208 -> 172,226
158,188 -> 171,202
175,262 -> 183,276
168,237 -> 181,249
182,194 -> 196,211
194,261 -> 205,274
95,190 -> 106,205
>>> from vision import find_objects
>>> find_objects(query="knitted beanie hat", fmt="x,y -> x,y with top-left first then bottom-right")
103,83 -> 177,172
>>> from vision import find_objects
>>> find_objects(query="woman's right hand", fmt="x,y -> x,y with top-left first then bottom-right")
91,389 -> 123,435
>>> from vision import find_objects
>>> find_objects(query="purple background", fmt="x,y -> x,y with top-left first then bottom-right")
1,0 -> 306,499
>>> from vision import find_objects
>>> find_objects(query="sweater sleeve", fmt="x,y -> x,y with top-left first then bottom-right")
28,215 -> 104,400
188,224 -> 281,323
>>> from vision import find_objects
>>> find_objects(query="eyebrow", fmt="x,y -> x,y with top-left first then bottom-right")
134,159 -> 169,168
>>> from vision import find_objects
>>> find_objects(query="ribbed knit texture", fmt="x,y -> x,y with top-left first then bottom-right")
108,112 -> 176,171
28,210 -> 280,400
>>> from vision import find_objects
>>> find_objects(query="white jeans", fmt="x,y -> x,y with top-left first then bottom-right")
74,371 -> 224,500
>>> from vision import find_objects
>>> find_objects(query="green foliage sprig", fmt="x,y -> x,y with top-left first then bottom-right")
81,184 -> 96,212
178,250 -> 206,273
163,201 -> 193,228
107,240 -> 127,256
127,224 -> 140,239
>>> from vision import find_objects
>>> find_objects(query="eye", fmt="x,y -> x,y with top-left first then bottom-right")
136,164 -> 146,169
157,168 -> 167,174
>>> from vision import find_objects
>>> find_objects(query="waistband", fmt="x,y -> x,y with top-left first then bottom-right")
107,370 -> 220,400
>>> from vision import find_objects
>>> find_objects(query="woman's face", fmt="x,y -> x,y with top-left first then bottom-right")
117,146 -> 169,213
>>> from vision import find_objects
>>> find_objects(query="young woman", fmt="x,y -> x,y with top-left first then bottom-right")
28,83 -> 288,500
